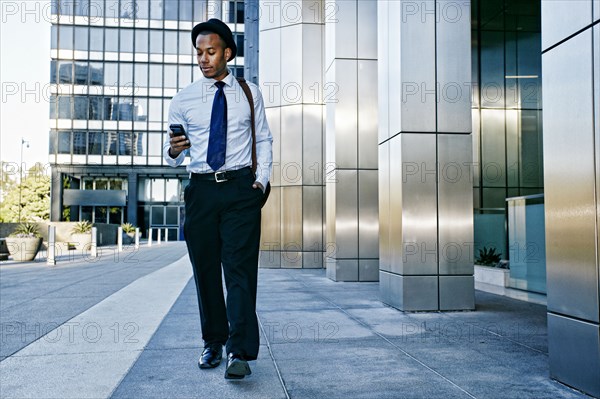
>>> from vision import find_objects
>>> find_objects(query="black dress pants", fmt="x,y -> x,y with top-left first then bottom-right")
183,170 -> 263,360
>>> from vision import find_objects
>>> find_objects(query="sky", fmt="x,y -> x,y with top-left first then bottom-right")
0,0 -> 52,172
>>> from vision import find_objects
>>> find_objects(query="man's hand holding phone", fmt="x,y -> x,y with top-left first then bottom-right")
168,124 -> 191,158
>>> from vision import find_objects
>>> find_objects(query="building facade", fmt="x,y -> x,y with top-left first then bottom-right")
49,0 -> 248,241
48,1 -> 599,394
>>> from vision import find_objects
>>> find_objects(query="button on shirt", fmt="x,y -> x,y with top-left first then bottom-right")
163,71 -> 273,189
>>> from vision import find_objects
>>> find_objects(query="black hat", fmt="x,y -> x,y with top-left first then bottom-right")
191,18 -> 237,61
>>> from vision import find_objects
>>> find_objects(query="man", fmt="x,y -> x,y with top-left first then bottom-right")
163,18 -> 272,380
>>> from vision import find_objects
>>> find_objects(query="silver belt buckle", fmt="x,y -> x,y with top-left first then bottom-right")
214,171 -> 228,183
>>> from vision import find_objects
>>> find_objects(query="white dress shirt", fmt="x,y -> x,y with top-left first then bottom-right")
163,70 -> 273,188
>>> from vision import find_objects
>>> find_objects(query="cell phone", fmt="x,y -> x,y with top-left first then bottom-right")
170,124 -> 187,138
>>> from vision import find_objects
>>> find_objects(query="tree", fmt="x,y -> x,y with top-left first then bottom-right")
0,164 -> 50,222
0,161 -> 18,202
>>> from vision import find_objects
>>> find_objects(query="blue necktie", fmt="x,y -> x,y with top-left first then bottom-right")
207,81 -> 227,171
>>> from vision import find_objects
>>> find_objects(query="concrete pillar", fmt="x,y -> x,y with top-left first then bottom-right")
324,0 -> 379,282
378,0 -> 474,310
258,0 -> 326,268
542,1 -> 600,396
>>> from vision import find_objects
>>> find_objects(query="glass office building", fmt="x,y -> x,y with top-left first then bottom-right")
48,0 -> 248,239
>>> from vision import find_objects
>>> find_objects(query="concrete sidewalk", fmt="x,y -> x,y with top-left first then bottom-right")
0,242 -> 591,398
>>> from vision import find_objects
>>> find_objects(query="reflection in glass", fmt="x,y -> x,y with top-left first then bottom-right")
135,97 -> 148,121
51,25 -> 58,48
95,206 -> 107,223
119,132 -> 133,155
58,96 -> 72,119
109,207 -> 123,224
150,1 -> 163,20
88,131 -> 103,154
120,62 -> 134,87
180,0 -> 193,20
105,63 -> 118,87
165,180 -> 179,202
89,62 -> 103,85
58,61 -> 72,83
179,65 -> 193,88
73,96 -> 89,119
148,99 -> 162,121
58,131 -> 71,154
90,97 -> 111,120
73,131 -> 87,154
81,206 -> 93,222
74,62 -> 89,84
106,132 -> 118,155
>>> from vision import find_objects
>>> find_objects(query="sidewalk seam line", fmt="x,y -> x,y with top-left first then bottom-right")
282,270 -> 478,399
257,312 -> 291,399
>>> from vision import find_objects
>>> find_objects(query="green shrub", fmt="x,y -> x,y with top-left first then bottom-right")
72,221 -> 92,234
475,246 -> 502,266
10,223 -> 41,238
121,223 -> 136,234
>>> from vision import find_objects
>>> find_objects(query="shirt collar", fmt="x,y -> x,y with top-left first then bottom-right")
204,68 -> 235,88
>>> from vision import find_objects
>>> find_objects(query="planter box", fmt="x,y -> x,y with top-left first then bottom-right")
5,237 -> 43,262
71,233 -> 92,251
474,265 -> 509,287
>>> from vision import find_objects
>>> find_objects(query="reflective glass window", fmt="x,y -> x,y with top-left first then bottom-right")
109,207 -> 123,224
73,62 -> 89,84
236,33 -> 244,57
120,28 -> 134,53
165,180 -> 179,202
135,63 -> 148,87
164,65 -> 177,88
104,62 -> 118,87
165,31 -> 178,54
74,0 -> 89,16
149,64 -> 162,87
119,132 -> 133,154
58,131 -> 71,154
105,132 -> 118,155
57,61 -> 72,83
51,25 -> 58,49
151,180 -> 165,202
135,29 -> 148,53
164,1 -> 178,20
81,206 -> 93,222
89,27 -> 103,52
90,97 -> 110,120
89,62 -> 103,85
150,30 -> 163,54
95,206 -> 108,223
73,131 -> 87,154
179,31 -> 193,56
150,1 -> 163,20
105,0 -> 120,19
148,132 -> 163,156
88,131 -> 103,154
58,96 -> 72,118
148,99 -> 162,122
180,0 -> 193,20
193,0 -> 205,21
90,0 -> 103,18
105,28 -> 119,52
49,130 -> 57,153
50,60 -> 57,83
73,96 -> 89,119
135,0 -> 149,19
135,97 -> 148,121
58,25 -> 73,49
50,96 -> 57,118
120,62 -> 134,87
178,65 -> 193,88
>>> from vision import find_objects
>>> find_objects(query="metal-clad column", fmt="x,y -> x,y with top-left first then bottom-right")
542,1 -> 600,396
244,0 -> 259,84
378,0 -> 474,310
127,172 -> 138,226
258,0 -> 326,268
325,0 -> 379,282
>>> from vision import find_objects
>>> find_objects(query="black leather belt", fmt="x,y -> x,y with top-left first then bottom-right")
191,167 -> 252,183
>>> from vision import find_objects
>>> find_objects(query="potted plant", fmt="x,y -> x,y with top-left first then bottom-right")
121,222 -> 136,244
474,247 -> 509,287
5,223 -> 43,262
71,221 -> 93,251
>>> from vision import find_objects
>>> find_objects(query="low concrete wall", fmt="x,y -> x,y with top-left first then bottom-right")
0,222 -> 119,247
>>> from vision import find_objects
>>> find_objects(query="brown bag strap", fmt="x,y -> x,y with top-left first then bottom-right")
236,77 -> 257,175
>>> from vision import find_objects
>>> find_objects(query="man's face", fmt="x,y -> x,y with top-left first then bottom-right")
195,33 -> 231,81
